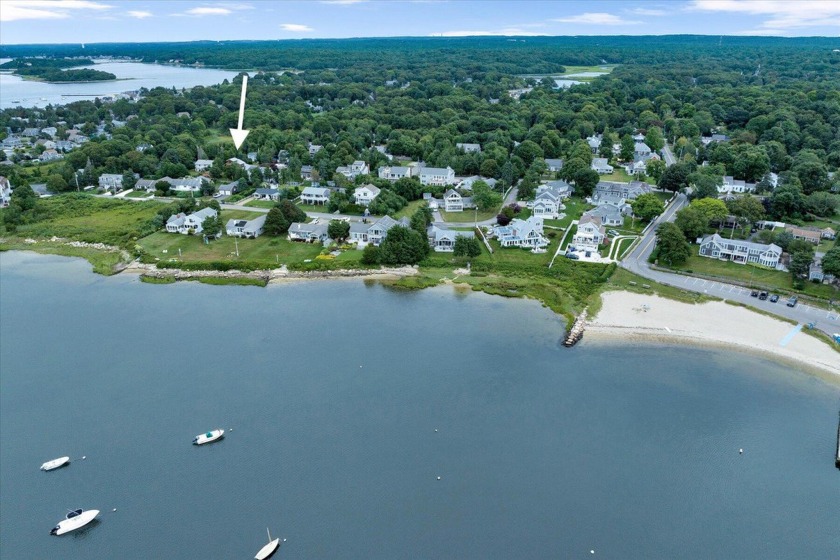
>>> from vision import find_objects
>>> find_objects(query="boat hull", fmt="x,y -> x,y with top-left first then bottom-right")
41,457 -> 70,471
51,510 -> 99,535
255,538 -> 280,560
193,429 -> 224,445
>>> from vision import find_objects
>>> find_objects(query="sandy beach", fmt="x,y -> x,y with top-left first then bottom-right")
588,292 -> 839,378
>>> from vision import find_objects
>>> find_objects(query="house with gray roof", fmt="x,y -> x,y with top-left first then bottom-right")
586,135 -> 602,153
698,234 -> 782,267
288,221 -> 330,244
165,207 -> 218,234
349,215 -> 410,246
582,205 -> 623,227
218,181 -> 239,196
194,159 -> 214,172
573,214 -> 606,252
353,184 -> 380,206
456,143 -> 481,154
591,158 -> 613,174
336,160 -> 370,180
532,181 -> 572,219
493,215 -> 547,248
444,189 -> 464,212
544,158 -> 564,172
300,165 -> 313,180
634,142 -> 652,156
98,173 -> 128,191
419,166 -> 456,186
255,187 -> 281,201
226,215 -> 267,238
378,165 -> 413,181
427,225 -> 475,252
456,176 -> 497,191
301,186 -> 330,205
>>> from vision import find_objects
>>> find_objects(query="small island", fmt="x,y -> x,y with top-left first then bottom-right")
0,58 -> 117,82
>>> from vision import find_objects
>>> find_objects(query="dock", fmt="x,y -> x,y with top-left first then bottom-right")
563,309 -> 587,347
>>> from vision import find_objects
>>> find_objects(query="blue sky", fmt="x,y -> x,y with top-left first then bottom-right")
1,1 -> 839,44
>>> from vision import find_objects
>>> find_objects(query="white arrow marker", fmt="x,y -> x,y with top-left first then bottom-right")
229,75 -> 249,149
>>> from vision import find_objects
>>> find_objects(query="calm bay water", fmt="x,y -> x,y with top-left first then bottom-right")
1,251 -> 838,559
0,60 -> 239,109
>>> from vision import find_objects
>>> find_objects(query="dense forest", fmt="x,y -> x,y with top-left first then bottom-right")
0,57 -> 116,82
1,37 -> 838,222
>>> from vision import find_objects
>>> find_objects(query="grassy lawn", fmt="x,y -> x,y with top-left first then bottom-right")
393,199 -> 427,220
670,254 -> 839,300
222,209 -> 266,221
124,190 -> 153,199
295,203 -> 334,214
244,199 -> 276,209
440,209 -> 498,223
560,225 -> 577,250
598,168 -> 656,185
544,197 -> 592,229
138,232 -> 323,266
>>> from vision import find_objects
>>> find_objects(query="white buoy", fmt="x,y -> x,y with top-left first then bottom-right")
434,429 -> 438,432
82,456 -> 86,460
112,508 -> 117,512
437,476 -> 441,480
590,551 -> 595,555
739,449 -> 743,454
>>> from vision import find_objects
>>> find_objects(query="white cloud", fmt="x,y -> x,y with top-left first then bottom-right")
630,7 -> 666,16
280,23 -> 313,32
0,0 -> 111,22
689,0 -> 840,29
552,12 -> 641,25
185,7 -> 232,16
127,10 -> 152,19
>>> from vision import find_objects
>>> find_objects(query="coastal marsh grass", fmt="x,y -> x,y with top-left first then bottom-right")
196,276 -> 268,287
140,275 -> 176,284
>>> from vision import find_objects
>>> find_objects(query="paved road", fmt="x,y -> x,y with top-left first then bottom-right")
662,143 -> 677,166
620,194 -> 840,336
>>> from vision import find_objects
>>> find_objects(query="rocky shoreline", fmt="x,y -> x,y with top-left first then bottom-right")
124,262 -> 421,283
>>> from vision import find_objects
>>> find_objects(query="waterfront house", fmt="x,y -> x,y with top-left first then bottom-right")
181,207 -> 217,234
493,216 -> 548,248
300,186 -> 330,205
427,225 -> 475,252
226,215 -> 267,238
583,205 -> 623,227
785,225 -> 822,244
165,213 -> 186,233
573,214 -> 606,252
353,184 -> 381,206
698,234 -> 782,267
531,181 -> 572,219
287,221 -> 330,243
349,215 -> 411,246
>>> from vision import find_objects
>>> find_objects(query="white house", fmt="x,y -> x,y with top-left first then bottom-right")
288,221 -> 330,244
349,215 -> 411,246
354,184 -> 381,206
300,186 -> 330,205
39,149 -> 63,162
427,225 -> 475,252
166,207 -> 218,234
531,181 -> 572,219
169,177 -> 207,193
0,176 -> 12,207
336,160 -> 370,180
698,234 -> 782,267
377,165 -> 413,181
98,173 -> 124,191
591,158 -> 614,174
195,159 -> 214,172
444,189 -> 464,212
218,181 -> 239,196
493,216 -> 548,248
456,143 -> 481,154
544,158 -> 564,172
573,214 -> 606,252
717,176 -> 756,194
586,135 -> 602,153
226,215 -> 266,238
634,142 -> 652,156
457,176 -> 497,191
419,166 -> 456,186
300,165 -> 313,181
254,187 -> 281,201
308,143 -> 323,156
583,205 -> 623,227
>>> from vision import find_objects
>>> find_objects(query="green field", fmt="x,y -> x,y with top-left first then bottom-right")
670,254 -> 839,300
244,199 -> 276,209
439,208 -> 498,223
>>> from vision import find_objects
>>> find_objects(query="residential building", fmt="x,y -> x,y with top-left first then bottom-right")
166,208 -> 218,234
39,149 -> 63,162
348,215 -> 411,246
573,214 -> 606,252
423,192 -> 439,210
22,127 -> 40,137
98,173 -> 125,191
444,189 -> 464,212
493,216 -> 548,248
591,158 -> 614,174
41,127 -> 57,138
135,179 -> 157,192
227,157 -> 257,172
785,225 -> 821,244
55,140 -> 74,152
419,166 -> 456,186
377,165 -> 413,181
634,142 -> 652,156
336,160 -> 370,180
427,225 -> 475,252
0,176 -> 12,207
300,165 -> 313,180
218,181 -> 239,197
288,221 -> 330,243
456,142 -> 481,153
821,227 -> 836,240
226,215 -> 267,238
308,143 -> 323,156
718,176 -> 756,194
583,205 -> 623,227
300,186 -> 330,205
698,234 -> 782,267
586,135 -> 602,153
168,177 -> 207,193
254,187 -> 282,201
457,176 -> 497,191
593,181 -> 651,203
544,158 -> 564,172
531,181 -> 572,219
353,184 -> 381,206
195,159 -> 213,172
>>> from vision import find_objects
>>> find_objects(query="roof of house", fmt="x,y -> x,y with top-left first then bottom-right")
302,186 -> 330,196
355,184 -> 381,195
785,225 -> 821,239
420,166 -> 453,175
701,233 -> 782,254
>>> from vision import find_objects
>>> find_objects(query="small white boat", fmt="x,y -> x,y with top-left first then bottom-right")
50,509 -> 99,535
41,456 -> 70,471
192,429 -> 224,445
255,528 -> 282,560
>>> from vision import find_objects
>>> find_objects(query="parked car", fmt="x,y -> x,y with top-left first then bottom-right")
758,291 -> 768,300
787,296 -> 798,307
564,252 -> 580,260
608,229 -> 620,237
769,294 -> 779,303
750,290 -> 759,297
